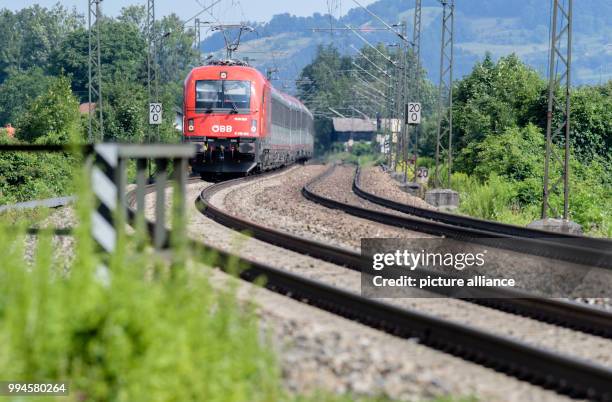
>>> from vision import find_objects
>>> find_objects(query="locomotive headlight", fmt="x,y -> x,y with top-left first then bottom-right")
188,119 -> 194,132
220,71 -> 227,79
251,119 -> 257,133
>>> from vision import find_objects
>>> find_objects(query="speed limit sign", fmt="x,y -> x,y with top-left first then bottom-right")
149,102 -> 162,125
405,102 -> 421,125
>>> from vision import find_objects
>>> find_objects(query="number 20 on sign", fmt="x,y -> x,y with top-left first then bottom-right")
405,102 -> 421,125
149,103 -> 162,125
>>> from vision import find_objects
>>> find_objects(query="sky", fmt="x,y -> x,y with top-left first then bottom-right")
0,0 -> 377,24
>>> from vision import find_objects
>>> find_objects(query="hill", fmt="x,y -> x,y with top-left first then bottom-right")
200,0 -> 612,92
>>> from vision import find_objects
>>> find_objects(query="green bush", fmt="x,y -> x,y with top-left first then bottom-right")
568,156 -> 612,236
0,143 -> 77,204
416,156 -> 435,169
351,141 -> 376,157
16,76 -> 81,144
471,124 -> 544,185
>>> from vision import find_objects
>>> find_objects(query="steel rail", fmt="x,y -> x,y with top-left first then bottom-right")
354,166 -> 612,250
197,166 -> 612,338
181,168 -> 612,400
305,165 -> 612,270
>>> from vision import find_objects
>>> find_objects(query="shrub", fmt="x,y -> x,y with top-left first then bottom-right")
16,76 -> 81,144
351,141 -> 376,157
0,146 -> 76,204
472,124 -> 544,184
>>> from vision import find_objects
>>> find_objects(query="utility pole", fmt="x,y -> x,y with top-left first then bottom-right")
434,0 -> 454,188
542,0 -> 573,220
386,68 -> 394,167
392,42 -> 403,171
410,0 -> 422,182
147,0 -> 160,143
88,0 -> 103,142
397,20 -> 410,183
194,18 -> 202,65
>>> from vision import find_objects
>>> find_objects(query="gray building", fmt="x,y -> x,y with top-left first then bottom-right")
331,118 -> 377,143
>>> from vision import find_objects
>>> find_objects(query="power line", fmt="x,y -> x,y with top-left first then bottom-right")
350,45 -> 391,77
352,61 -> 389,86
344,24 -> 396,65
350,0 -> 409,43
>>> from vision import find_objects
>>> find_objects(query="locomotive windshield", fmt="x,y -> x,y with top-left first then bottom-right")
195,80 -> 251,113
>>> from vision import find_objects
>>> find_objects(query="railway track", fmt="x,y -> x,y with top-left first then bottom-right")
192,166 -> 612,401
200,166 -> 612,338
307,165 -> 612,270
354,165 -> 612,264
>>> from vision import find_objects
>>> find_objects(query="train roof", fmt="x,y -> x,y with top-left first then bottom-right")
186,64 -> 312,117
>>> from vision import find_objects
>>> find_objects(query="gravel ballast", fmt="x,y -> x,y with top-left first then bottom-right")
359,165 -> 434,209
222,165 -> 426,251
141,177 -> 575,401
207,165 -> 612,368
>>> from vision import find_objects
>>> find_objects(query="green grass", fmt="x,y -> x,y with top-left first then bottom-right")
450,171 -> 611,237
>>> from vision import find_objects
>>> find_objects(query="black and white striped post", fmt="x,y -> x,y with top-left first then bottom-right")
91,144 -> 124,253
90,144 -> 195,258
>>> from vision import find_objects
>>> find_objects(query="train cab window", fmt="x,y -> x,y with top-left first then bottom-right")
195,80 -> 251,113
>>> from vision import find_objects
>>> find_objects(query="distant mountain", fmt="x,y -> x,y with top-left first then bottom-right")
200,0 -> 612,92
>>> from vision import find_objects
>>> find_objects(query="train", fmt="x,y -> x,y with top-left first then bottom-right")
182,60 -> 314,177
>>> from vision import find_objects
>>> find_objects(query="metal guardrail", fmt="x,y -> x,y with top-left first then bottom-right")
0,196 -> 75,213
192,166 -> 612,401
90,144 -> 195,253
0,143 -> 195,255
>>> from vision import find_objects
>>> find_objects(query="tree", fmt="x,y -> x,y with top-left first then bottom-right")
157,14 -> 198,86
452,54 -> 545,173
102,78 -> 148,143
0,5 -> 81,83
0,67 -> 55,126
570,82 -> 612,161
16,76 -> 81,144
297,44 -> 353,152
0,10 -> 20,83
50,18 -> 147,99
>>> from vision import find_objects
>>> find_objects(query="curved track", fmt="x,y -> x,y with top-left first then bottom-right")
193,167 -> 612,401
352,166 -> 612,269
202,167 -> 612,338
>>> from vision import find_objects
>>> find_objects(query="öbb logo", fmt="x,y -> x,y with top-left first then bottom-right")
211,125 -> 233,133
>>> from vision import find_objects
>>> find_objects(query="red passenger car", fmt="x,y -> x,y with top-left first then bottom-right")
183,61 -> 314,176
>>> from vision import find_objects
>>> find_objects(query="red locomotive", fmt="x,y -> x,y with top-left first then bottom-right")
183,61 -> 314,176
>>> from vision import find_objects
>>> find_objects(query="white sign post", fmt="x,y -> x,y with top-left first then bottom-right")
149,103 -> 162,125
405,102 -> 421,125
